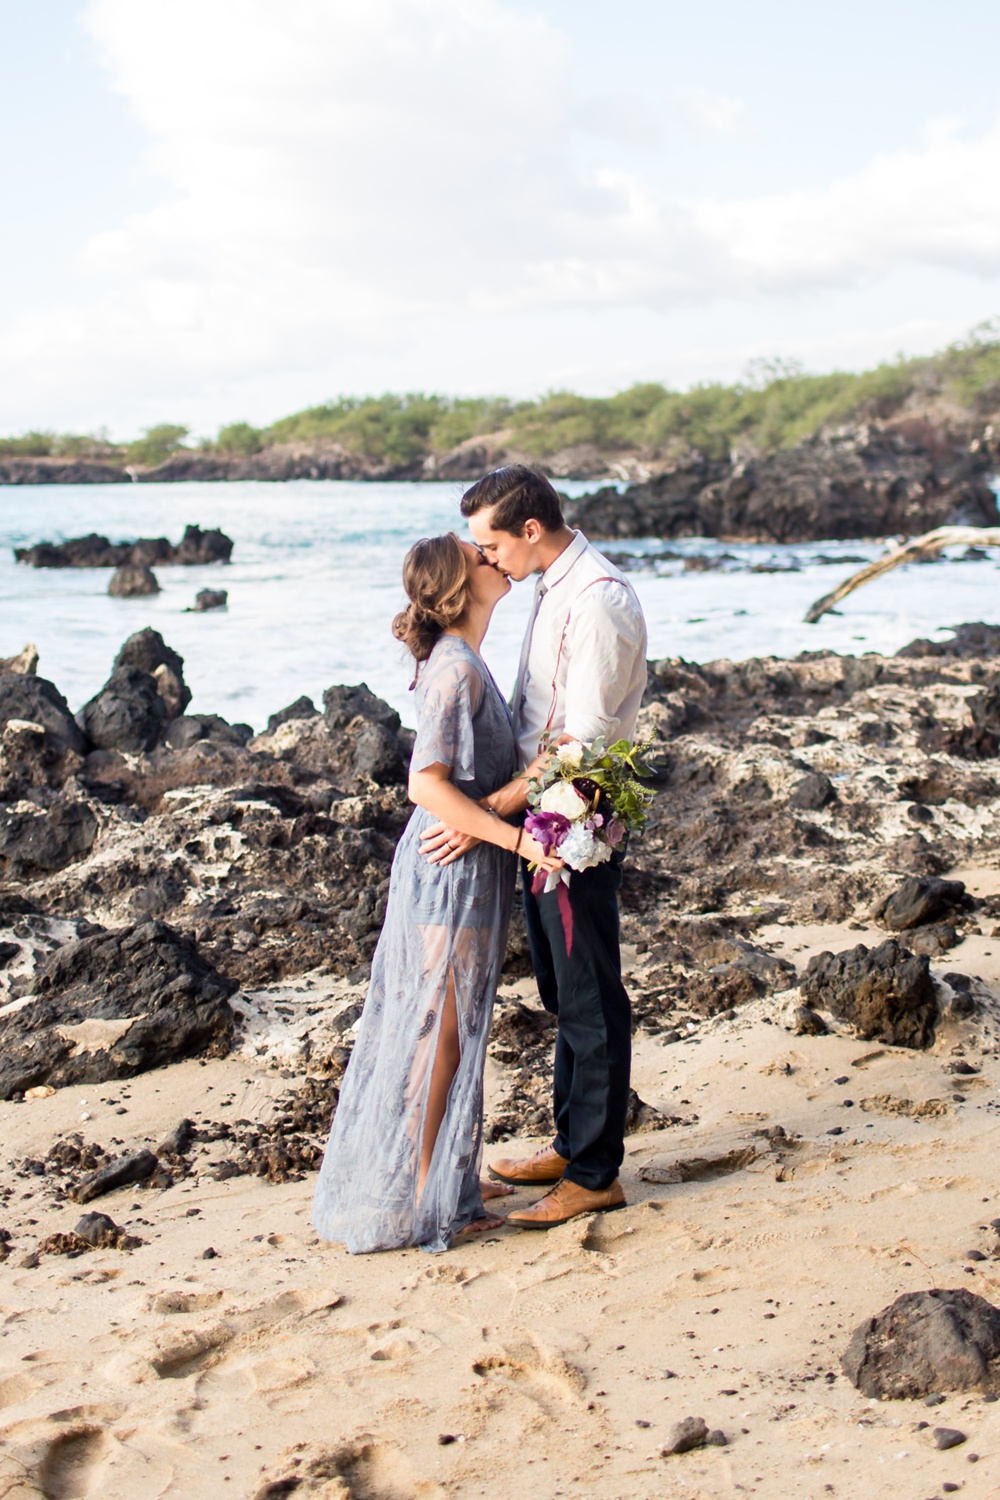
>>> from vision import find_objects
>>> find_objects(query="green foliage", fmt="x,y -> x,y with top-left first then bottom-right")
125,423 -> 189,468
3,323 -> 999,470
527,737 -> 655,833
0,430 -> 117,460
216,421 -> 264,456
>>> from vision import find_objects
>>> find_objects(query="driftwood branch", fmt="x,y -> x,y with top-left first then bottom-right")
804,526 -> 1000,624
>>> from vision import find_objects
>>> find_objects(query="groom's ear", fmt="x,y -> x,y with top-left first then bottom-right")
522,518 -> 543,545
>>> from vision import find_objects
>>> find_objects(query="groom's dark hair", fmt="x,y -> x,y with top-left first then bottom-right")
460,464 -> 564,536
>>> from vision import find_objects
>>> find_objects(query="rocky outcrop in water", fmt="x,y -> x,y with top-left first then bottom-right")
565,423 -> 999,541
14,524 -> 233,568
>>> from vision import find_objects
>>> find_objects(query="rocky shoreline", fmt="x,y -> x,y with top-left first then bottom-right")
4,414 -> 999,544
2,620 -> 998,1114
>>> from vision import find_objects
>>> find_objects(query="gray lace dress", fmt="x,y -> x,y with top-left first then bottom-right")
312,636 -> 517,1253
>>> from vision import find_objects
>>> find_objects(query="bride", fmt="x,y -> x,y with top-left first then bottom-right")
312,533 -> 561,1252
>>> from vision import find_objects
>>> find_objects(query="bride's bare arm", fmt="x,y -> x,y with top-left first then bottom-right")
419,738 -> 573,862
410,763 -> 562,871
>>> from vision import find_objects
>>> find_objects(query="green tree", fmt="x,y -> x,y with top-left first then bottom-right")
125,423 -> 189,468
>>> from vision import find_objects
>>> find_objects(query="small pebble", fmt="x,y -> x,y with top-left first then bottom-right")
706,1429 -> 728,1446
942,1484 -> 960,1494
202,1247 -> 218,1260
968,1452 -> 979,1462
953,1094 -> 967,1103
984,1392 -> 998,1402
635,1419 -> 651,1428
843,1099 -> 855,1108
925,1394 -> 946,1406
834,1076 -> 849,1085
663,1369 -> 678,1379
933,1427 -> 966,1450
826,1126 -> 845,1136
965,1249 -> 987,1262
438,1434 -> 457,1446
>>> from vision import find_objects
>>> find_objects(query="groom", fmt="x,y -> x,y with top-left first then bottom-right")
422,465 -> 647,1228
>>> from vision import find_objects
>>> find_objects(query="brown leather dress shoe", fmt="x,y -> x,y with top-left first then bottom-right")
487,1145 -> 569,1186
505,1177 -> 626,1229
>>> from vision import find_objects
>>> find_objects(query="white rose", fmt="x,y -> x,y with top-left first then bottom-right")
555,740 -> 585,769
539,779 -> 589,820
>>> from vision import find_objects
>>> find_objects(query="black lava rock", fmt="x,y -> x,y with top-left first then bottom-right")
875,876 -> 967,931
108,563 -> 159,597
843,1288 -> 1000,1398
800,939 -> 937,1048
81,664 -> 168,752
0,800 -> 99,878
71,1149 -> 158,1203
0,672 -> 87,753
0,919 -> 237,1099
790,772 -> 836,810
323,682 -> 401,734
266,696 -> 318,734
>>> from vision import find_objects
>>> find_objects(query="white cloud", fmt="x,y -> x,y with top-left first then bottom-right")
2,0 -> 1000,432
672,86 -> 746,136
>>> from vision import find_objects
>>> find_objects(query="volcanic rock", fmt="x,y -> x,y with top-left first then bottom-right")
660,1416 -> 710,1455
874,876 -> 968,931
108,563 -> 159,597
843,1289 -> 1000,1398
0,672 -> 87,753
323,683 -> 401,734
800,939 -> 937,1048
113,628 -> 191,714
567,424 -> 999,542
191,588 -> 227,611
267,695 -> 317,734
81,664 -> 168,752
0,920 -> 237,1099
0,800 -> 99,878
0,643 -> 38,674
789,771 -> 836,810
70,1149 -> 158,1204
15,524 -> 233,568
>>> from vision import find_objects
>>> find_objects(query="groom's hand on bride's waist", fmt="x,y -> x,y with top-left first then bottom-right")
420,822 -> 481,865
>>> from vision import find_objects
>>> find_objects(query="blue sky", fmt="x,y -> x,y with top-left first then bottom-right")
2,0 -> 1000,439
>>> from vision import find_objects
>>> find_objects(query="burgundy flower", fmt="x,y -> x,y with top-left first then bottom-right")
524,809 -> 571,853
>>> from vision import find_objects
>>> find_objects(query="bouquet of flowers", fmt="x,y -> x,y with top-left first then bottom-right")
523,737 -> 653,917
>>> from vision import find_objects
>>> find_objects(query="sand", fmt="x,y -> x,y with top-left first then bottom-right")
3,878 -> 1000,1499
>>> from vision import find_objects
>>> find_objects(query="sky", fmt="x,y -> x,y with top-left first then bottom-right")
2,0 -> 1000,440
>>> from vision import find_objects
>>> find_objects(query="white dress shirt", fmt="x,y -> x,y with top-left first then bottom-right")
513,530 -> 648,768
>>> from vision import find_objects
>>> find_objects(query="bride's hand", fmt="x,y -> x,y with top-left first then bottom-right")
520,832 -> 564,874
420,821 -> 480,865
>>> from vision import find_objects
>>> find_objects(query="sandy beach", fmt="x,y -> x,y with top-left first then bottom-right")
3,883 -> 1000,1500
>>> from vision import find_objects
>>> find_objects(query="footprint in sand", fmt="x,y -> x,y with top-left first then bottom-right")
252,1437 -> 445,1500
471,1336 -> 586,1415
35,1427 -> 110,1500
0,1373 -> 40,1408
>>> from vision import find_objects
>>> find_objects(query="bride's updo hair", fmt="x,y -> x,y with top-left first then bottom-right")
392,533 -> 471,663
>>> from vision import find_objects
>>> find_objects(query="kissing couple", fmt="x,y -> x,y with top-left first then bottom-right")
312,465 -> 648,1253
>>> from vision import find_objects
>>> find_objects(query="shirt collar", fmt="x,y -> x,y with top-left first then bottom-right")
540,530 -> 587,590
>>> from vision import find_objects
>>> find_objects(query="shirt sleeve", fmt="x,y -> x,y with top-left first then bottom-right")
409,651 -> 484,781
561,582 -> 647,746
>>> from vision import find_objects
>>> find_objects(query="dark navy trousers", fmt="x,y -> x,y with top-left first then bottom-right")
521,852 -> 631,1190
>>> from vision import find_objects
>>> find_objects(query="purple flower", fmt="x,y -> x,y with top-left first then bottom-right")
524,809 -> 571,853
606,817 -> 625,847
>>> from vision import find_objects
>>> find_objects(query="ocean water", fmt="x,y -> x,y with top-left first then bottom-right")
1,479 -> 998,732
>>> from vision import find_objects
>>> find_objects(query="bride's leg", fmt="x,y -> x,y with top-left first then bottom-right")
417,964 -> 460,1201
